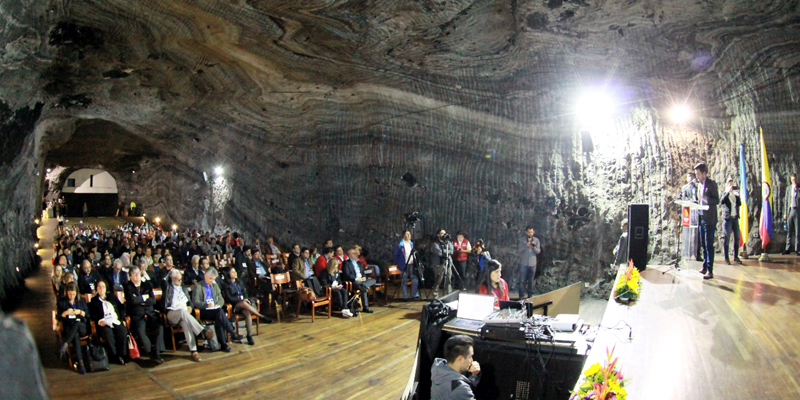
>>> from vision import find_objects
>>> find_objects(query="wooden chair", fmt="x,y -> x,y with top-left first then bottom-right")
269,272 -> 296,322
386,265 -> 404,301
164,310 -> 185,351
365,264 -> 387,306
296,285 -> 331,323
115,289 -> 126,304
265,253 -> 284,270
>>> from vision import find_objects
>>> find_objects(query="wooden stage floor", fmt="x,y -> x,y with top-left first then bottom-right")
585,259 -> 800,400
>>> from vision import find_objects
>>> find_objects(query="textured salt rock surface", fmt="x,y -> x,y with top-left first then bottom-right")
1,0 -> 799,303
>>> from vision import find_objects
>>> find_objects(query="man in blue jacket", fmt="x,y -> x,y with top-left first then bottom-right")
393,231 -> 419,300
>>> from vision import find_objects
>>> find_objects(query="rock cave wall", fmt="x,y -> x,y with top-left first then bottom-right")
1,0 -> 800,305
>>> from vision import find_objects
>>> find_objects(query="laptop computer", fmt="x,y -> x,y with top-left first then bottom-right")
443,293 -> 496,334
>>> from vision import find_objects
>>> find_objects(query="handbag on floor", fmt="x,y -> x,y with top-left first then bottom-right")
127,334 -> 140,359
85,343 -> 109,372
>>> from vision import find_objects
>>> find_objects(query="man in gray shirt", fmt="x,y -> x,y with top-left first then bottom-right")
517,226 -> 541,299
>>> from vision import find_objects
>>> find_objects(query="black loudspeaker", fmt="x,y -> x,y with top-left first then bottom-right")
627,203 -> 649,271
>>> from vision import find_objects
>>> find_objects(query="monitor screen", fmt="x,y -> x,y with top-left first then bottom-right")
456,293 -> 495,320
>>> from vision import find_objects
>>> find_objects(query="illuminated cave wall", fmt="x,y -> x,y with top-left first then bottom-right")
1,0 -> 800,304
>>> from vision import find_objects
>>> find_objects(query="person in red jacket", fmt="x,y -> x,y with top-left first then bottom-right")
313,247 -> 334,276
452,232 -> 471,290
477,260 -> 508,308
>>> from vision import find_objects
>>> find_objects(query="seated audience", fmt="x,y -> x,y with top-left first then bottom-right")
163,269 -> 214,362
317,259 -> 351,317
286,244 -> 302,270
106,258 -> 128,291
192,268 -> 241,352
56,282 -> 89,374
89,280 -> 128,365
477,260 -> 508,308
184,255 -> 203,286
341,248 -> 374,314
124,266 -> 165,364
290,248 -> 314,282
313,247 -> 334,276
248,250 -> 274,298
77,259 -> 101,295
222,268 -> 270,344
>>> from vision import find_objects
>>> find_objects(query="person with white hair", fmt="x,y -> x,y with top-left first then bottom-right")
163,269 -> 214,362
192,268 -> 241,352
185,254 -> 203,286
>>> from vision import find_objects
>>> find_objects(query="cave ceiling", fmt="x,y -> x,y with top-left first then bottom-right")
0,0 -> 790,164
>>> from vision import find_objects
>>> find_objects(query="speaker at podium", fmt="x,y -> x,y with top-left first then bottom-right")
627,204 -> 649,271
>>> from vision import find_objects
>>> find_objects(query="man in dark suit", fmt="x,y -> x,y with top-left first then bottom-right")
124,266 -> 165,364
695,163 -> 719,279
106,259 -> 128,290
784,173 -> 799,255
77,259 -> 101,295
341,248 -> 374,313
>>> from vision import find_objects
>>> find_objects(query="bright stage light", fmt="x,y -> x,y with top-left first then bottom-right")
576,91 -> 615,125
155,217 -> 161,224
172,224 -> 178,231
214,166 -> 224,176
669,104 -> 692,123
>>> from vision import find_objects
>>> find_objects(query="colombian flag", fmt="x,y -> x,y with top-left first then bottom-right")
739,143 -> 748,248
759,127 -> 773,249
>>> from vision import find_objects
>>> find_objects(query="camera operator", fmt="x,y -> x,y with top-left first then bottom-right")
721,178 -> 742,264
431,229 -> 454,298
393,231 -> 419,301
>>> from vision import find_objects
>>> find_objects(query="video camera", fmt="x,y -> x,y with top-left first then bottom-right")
404,211 -> 421,223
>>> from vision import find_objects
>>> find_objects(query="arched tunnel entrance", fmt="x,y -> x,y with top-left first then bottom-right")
59,168 -> 118,217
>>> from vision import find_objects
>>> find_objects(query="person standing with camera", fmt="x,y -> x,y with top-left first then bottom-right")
517,226 -> 541,299
431,229 -> 454,298
721,178 -> 743,264
452,232 -> 471,290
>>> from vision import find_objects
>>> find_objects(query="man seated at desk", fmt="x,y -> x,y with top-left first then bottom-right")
431,335 -> 481,400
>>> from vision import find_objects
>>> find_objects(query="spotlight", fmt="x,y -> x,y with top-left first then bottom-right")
576,91 -> 615,124
142,213 -> 146,217
172,224 -> 178,231
669,104 -> 692,123
132,170 -> 135,174
79,220 -> 83,224
34,219 -> 39,224
214,166 -> 224,175
155,217 -> 161,224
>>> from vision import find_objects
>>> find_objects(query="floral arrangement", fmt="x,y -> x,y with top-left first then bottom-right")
570,346 -> 627,400
613,260 -> 641,303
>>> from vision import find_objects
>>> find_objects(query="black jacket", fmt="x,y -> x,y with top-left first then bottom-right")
721,190 -> 742,221
105,270 -> 129,289
124,280 -> 158,319
88,294 -> 126,323
317,269 -> 342,288
341,259 -> 365,284
78,270 -> 102,295
696,178 -> 720,226
56,298 -> 89,324
222,278 -> 250,305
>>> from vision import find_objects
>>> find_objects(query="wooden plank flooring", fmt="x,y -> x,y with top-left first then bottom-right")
584,258 -> 800,400
16,217 -> 420,400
